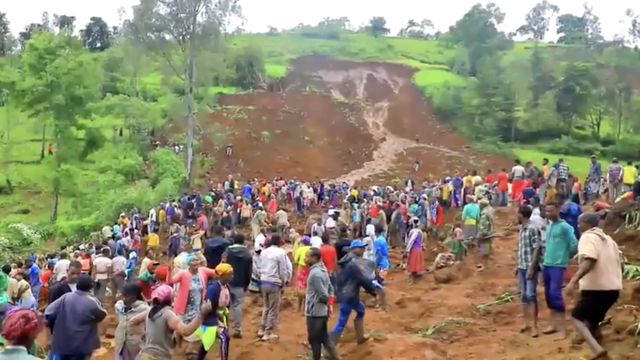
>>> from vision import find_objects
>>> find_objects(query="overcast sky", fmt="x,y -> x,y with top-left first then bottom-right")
4,0 -> 639,40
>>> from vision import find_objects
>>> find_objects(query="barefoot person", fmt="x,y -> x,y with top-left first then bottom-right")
516,205 -> 542,337
542,201 -> 578,339
566,212 -> 622,360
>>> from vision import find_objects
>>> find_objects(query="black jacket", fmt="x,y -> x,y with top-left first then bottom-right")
335,253 -> 377,303
48,282 -> 72,305
204,237 -> 230,269
225,244 -> 253,289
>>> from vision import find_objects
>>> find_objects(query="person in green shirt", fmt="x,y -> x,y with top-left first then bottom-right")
542,200 -> 578,340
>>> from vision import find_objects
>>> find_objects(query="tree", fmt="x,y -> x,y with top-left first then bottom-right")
625,9 -> 640,46
0,12 -> 14,56
610,81 -> 632,140
586,86 -> 611,140
528,45 -> 556,108
581,3 -> 603,46
449,3 -> 508,76
82,17 -> 112,51
12,32 -> 101,221
130,0 -> 242,184
517,0 -> 559,41
398,19 -> 433,38
18,23 -> 46,49
53,14 -> 77,35
365,16 -> 390,38
554,63 -> 598,134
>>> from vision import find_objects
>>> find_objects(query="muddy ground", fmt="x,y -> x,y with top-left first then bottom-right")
79,206 -> 640,360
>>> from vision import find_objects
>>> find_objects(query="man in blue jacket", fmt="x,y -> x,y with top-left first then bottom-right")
330,240 -> 377,346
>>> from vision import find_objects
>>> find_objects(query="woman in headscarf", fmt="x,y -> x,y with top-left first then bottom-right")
193,264 -> 234,360
169,253 -> 217,356
0,308 -> 42,358
138,262 -> 159,301
461,196 -> 480,242
129,284 -> 212,360
114,283 -> 149,360
405,217 -> 425,284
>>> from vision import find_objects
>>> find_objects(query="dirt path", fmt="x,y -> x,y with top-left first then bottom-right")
315,68 -> 463,185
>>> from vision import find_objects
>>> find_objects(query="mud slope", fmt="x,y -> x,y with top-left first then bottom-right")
194,55 -> 512,184
200,91 -> 374,182
290,55 -> 513,184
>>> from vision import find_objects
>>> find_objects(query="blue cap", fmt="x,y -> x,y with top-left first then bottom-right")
349,239 -> 367,249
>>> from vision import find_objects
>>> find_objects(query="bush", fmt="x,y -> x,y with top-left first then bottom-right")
540,136 -> 603,157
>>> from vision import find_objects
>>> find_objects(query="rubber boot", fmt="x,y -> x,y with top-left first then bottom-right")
323,332 -> 341,360
323,334 -> 342,360
354,318 -> 369,344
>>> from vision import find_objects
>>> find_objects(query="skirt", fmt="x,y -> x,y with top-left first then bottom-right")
406,248 -> 425,274
296,266 -> 310,290
462,224 -> 477,240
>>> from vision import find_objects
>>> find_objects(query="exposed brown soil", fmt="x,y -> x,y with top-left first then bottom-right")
179,55 -> 513,185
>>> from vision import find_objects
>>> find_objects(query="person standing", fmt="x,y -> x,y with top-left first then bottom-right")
511,160 -> 526,204
566,212 -> 623,360
496,168 -> 509,207
224,233 -> 252,339
606,158 -> 623,202
622,161 -> 637,195
516,205 -> 542,337
304,248 -> 340,360
555,158 -> 570,195
541,201 -> 578,340
330,240 -> 377,346
586,155 -> 602,201
258,235 -> 291,341
92,247 -> 112,304
45,274 -> 107,359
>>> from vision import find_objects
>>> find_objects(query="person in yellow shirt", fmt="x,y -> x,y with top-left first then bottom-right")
293,236 -> 311,312
441,178 -> 452,209
158,206 -> 166,232
350,187 -> 359,198
118,213 -> 130,228
147,231 -> 160,248
623,161 -> 637,193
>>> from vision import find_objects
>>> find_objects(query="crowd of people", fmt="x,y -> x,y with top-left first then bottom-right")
0,154 -> 633,360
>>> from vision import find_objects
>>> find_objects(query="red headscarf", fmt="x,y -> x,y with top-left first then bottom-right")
1,309 -> 41,347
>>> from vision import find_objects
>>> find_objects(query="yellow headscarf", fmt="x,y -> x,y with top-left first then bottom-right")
215,263 -> 233,276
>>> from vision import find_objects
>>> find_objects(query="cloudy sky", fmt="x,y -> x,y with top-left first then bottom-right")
4,0 -> 639,40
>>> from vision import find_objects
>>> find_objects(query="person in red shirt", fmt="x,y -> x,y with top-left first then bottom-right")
497,168 -> 509,207
369,202 -> 379,219
319,233 -> 338,288
485,169 -> 495,184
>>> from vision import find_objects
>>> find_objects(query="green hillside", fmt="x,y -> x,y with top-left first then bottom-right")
0,3 -> 640,252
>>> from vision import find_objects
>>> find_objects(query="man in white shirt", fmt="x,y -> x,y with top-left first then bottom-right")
511,160 -> 526,205
148,207 -> 157,234
254,228 -> 266,252
92,247 -> 112,304
54,251 -> 71,282
110,249 -> 127,302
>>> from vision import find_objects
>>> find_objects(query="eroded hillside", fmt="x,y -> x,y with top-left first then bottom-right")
189,55 -> 513,184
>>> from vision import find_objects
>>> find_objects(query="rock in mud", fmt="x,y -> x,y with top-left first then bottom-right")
434,270 -> 455,284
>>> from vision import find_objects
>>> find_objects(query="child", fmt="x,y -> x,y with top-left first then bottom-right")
572,176 -> 582,204
449,223 -> 466,261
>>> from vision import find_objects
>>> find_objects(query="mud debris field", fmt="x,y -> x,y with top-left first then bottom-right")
91,55 -> 640,360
